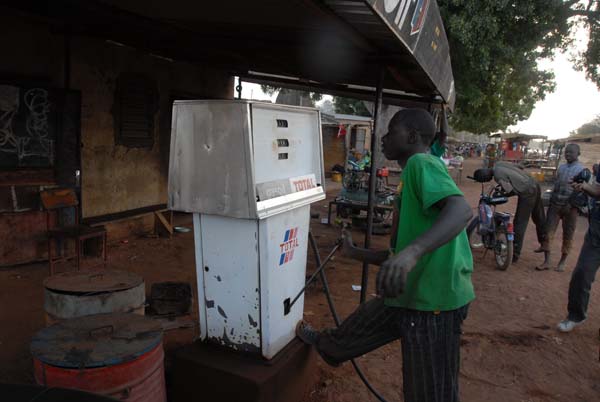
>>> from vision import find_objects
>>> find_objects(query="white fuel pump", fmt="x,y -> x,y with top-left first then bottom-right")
168,100 -> 325,359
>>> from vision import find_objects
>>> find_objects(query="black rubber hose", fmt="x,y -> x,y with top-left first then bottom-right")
308,232 -> 388,402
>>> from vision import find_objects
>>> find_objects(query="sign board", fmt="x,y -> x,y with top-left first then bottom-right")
366,0 -> 455,108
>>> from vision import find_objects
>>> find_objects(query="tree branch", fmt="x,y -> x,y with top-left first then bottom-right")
565,0 -> 582,7
567,9 -> 600,19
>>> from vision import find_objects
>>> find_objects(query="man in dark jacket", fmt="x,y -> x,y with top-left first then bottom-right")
491,162 -> 546,263
558,163 -> 600,332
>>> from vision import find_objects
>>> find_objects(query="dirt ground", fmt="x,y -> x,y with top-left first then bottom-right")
1,157 -> 599,401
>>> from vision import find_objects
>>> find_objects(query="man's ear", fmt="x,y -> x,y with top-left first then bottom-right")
407,129 -> 418,145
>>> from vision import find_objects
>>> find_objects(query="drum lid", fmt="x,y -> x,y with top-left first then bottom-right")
31,313 -> 162,368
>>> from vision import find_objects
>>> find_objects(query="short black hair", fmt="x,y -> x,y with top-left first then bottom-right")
389,108 -> 436,144
565,143 -> 580,154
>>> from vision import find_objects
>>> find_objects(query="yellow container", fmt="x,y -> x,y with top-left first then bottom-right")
331,172 -> 343,183
532,172 -> 545,182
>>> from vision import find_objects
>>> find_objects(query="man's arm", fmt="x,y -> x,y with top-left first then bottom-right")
340,229 -> 390,265
497,178 -> 514,194
552,165 -> 564,192
340,200 -> 399,266
572,181 -> 600,199
377,195 -> 473,297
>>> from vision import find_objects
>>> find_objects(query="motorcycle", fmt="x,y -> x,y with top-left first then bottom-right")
466,170 -> 515,270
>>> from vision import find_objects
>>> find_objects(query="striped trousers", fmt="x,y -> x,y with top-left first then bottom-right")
315,298 -> 469,402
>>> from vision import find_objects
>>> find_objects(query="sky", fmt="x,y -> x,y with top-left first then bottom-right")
237,27 -> 600,141
510,25 -> 600,139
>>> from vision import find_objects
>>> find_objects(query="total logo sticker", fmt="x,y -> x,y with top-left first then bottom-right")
279,227 -> 299,266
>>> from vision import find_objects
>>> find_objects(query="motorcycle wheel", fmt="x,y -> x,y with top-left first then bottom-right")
494,229 -> 513,271
466,217 -> 484,249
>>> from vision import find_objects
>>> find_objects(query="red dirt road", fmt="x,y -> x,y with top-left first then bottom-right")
0,158 -> 598,401
304,159 -> 600,402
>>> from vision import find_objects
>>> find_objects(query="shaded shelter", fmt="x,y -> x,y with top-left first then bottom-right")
1,0 -> 455,303
490,133 -> 548,162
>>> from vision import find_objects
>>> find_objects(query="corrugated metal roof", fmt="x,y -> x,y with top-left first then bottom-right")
3,0 -> 454,107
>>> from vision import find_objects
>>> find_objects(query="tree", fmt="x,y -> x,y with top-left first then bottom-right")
332,97 -> 371,116
260,85 -> 322,107
571,114 -> 600,135
437,0 -> 600,134
266,2 -> 600,134
318,99 -> 335,114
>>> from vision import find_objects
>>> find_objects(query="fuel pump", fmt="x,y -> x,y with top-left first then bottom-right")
168,100 -> 325,360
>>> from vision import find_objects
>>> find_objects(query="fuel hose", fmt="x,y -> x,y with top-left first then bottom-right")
304,231 -> 389,402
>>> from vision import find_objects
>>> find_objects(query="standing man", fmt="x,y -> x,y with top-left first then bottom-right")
296,109 -> 474,402
491,162 -> 546,263
557,163 -> 600,332
536,144 -> 584,272
485,144 -> 497,168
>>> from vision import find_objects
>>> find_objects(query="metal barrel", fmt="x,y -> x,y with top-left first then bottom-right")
31,313 -> 166,402
43,270 -> 145,325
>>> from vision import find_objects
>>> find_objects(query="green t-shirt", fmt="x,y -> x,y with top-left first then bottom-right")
386,153 -> 475,311
430,139 -> 446,158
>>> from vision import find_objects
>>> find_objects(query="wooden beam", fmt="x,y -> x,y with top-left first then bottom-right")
0,169 -> 55,186
154,210 -> 173,238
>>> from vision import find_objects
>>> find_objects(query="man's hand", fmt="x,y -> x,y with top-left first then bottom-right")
497,179 -> 514,195
572,181 -> 586,192
376,245 -> 421,298
340,227 -> 390,265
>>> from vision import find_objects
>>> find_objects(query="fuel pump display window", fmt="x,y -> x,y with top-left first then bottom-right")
277,139 -> 289,147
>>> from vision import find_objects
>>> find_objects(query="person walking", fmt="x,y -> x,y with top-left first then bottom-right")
557,163 -> 600,332
536,144 -> 584,272
295,109 -> 474,402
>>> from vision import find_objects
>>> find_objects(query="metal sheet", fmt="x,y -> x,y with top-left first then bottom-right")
44,270 -> 143,293
30,313 -> 163,368
258,205 -> 310,359
256,187 -> 325,220
168,100 -> 256,219
192,213 -> 208,341
250,104 -> 323,187
198,215 -> 261,353
364,0 -> 455,107
168,100 -> 325,219
6,1 -> 455,107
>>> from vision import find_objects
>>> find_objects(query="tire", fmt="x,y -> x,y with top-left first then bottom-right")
494,229 -> 513,271
466,217 -> 484,249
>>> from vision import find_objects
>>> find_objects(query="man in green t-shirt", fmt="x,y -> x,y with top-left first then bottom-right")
296,109 -> 474,402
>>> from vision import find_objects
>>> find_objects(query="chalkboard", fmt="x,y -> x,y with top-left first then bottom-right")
0,85 -> 59,168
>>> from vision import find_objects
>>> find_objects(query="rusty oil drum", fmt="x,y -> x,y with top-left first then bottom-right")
31,313 -> 166,402
43,270 -> 145,325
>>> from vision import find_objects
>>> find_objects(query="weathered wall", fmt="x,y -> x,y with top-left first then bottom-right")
0,12 -> 232,265
72,38 -> 233,218
322,126 -> 346,174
